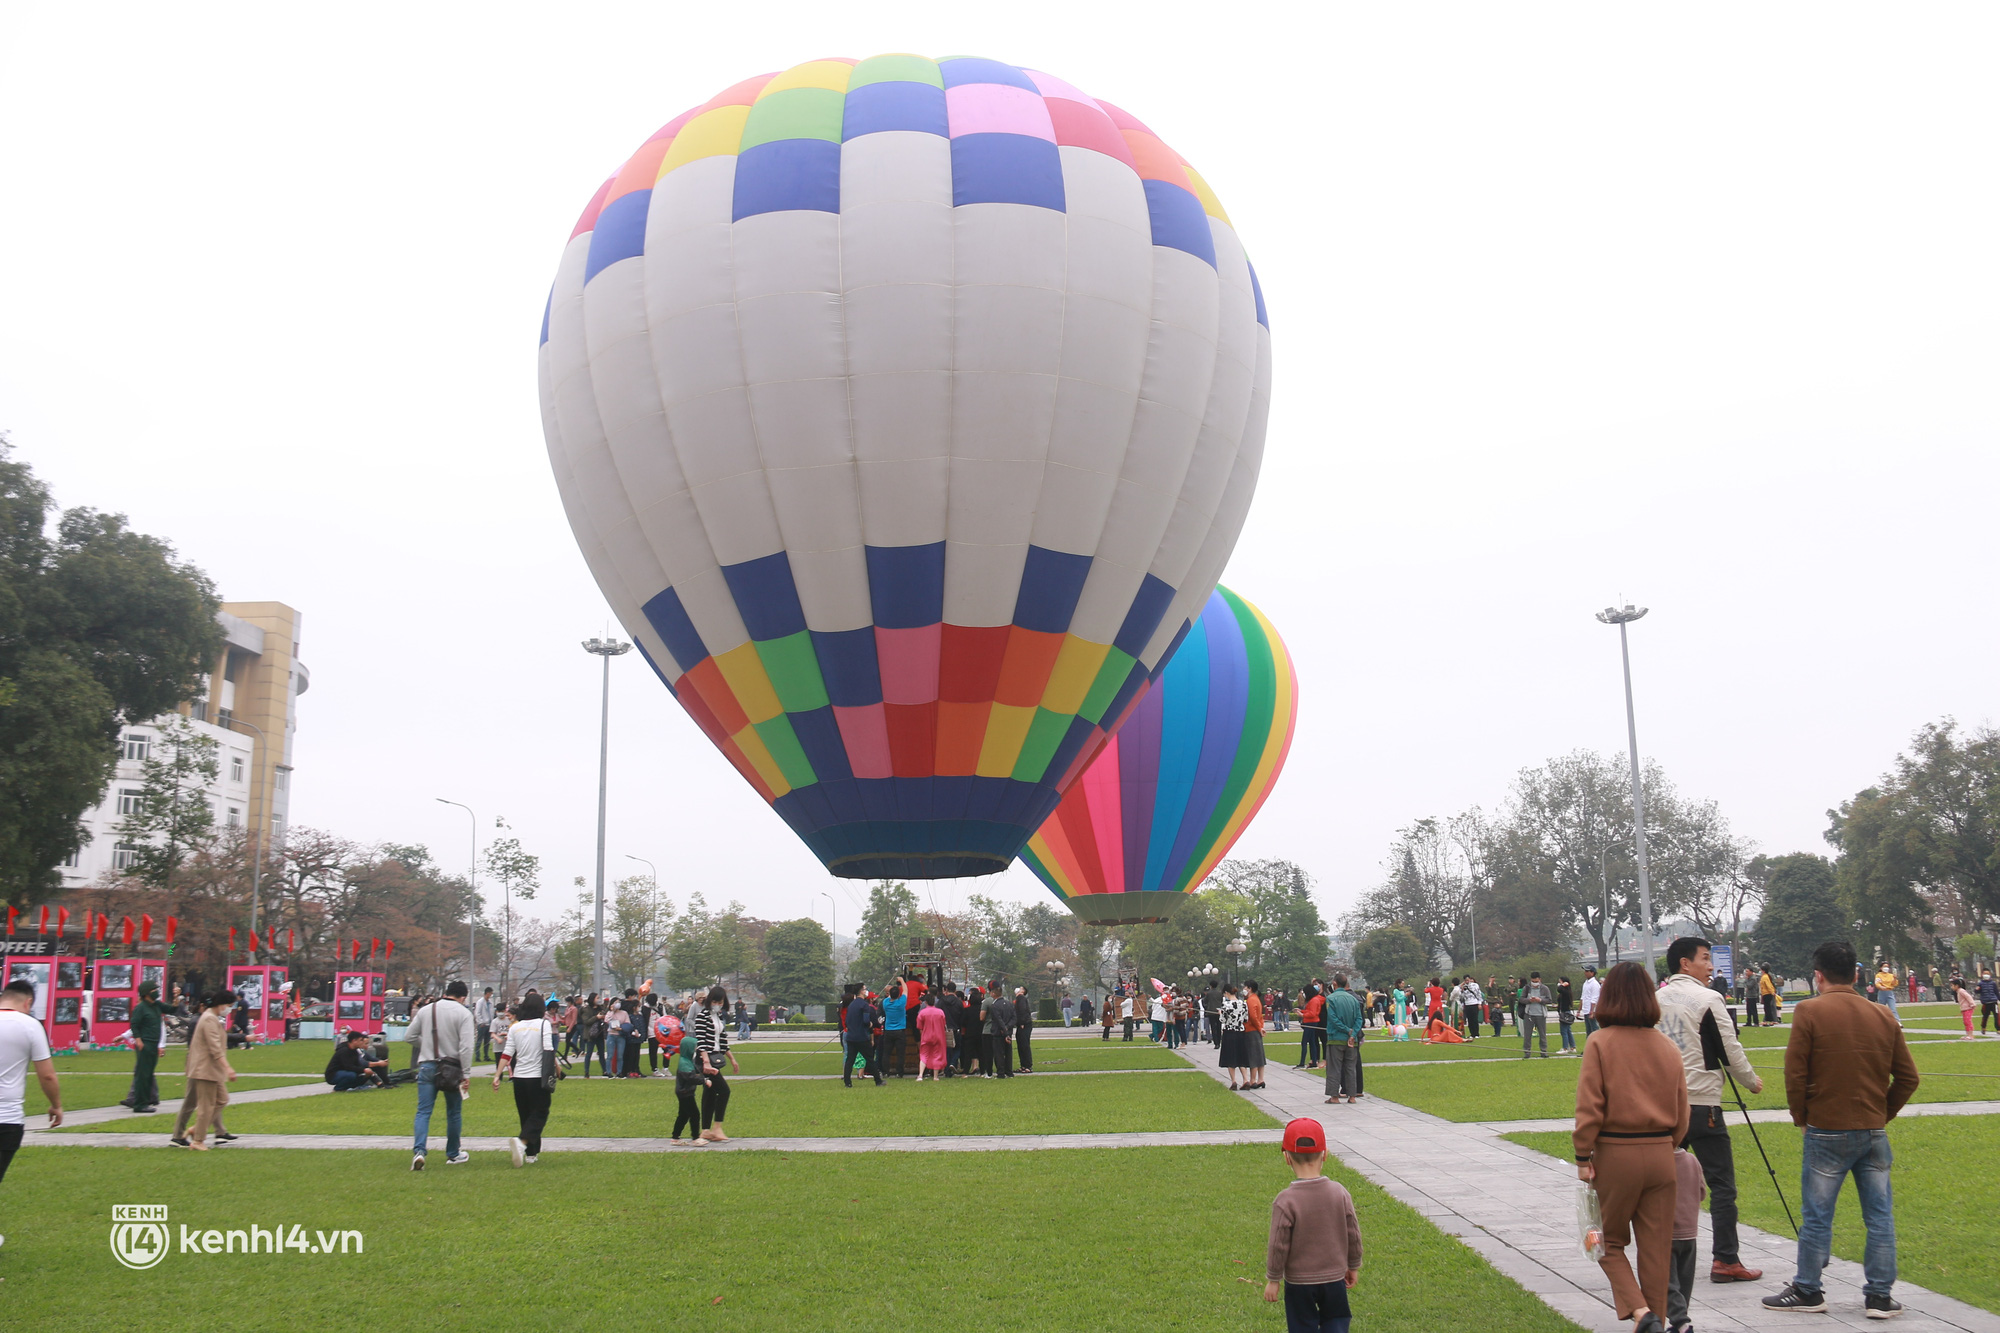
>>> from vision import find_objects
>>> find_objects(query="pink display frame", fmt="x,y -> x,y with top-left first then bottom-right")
332,971 -> 387,1034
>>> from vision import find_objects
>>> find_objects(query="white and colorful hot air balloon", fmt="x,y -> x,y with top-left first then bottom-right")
541,55 -> 1271,879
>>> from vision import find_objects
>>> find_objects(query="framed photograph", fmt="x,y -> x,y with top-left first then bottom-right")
237,976 -> 264,1009
141,964 -> 166,994
369,1001 -> 384,1021
57,960 -> 84,990
9,962 -> 51,1020
266,995 -> 285,1020
97,963 -> 135,992
96,996 -> 132,1023
337,999 -> 364,1020
370,975 -> 386,996
339,975 -> 366,995
54,996 -> 81,1024
270,968 -> 288,989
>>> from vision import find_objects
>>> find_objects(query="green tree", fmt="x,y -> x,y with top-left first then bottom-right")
116,715 -> 219,897
481,820 -> 540,995
1116,891 -> 1241,992
1827,721 -> 2000,964
1206,859 -> 1330,991
850,880 -> 920,985
605,872 -> 673,990
1751,853 -> 1846,977
0,438 -> 223,900
1955,933 -> 1990,969
760,918 -> 835,1004
1350,924 -> 1431,989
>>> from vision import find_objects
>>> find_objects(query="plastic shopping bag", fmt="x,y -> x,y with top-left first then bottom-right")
1576,1182 -> 1605,1262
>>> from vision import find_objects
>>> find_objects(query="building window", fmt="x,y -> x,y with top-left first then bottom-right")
112,841 -> 143,870
61,848 -> 80,869
217,708 -> 234,729
230,756 -> 245,783
117,788 -> 147,816
227,807 -> 242,827
276,769 -> 290,794
121,732 -> 151,762
189,700 -> 207,722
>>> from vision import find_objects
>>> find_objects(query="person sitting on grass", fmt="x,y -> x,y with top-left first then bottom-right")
1264,1117 -> 1361,1332
325,1030 -> 386,1090
1422,1013 -> 1465,1044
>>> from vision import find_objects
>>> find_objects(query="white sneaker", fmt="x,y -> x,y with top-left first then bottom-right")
509,1137 -> 525,1168
445,1152 -> 469,1165
523,1154 -> 537,1164
411,1154 -> 426,1171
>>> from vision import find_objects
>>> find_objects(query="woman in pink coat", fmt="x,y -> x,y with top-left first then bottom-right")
915,994 -> 949,1081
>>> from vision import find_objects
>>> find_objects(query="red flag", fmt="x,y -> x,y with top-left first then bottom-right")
38,905 -> 49,935
120,917 -> 134,947
287,928 -> 295,953
141,914 -> 154,943
384,939 -> 394,961
57,906 -> 69,938
165,916 -> 178,945
370,937 -> 380,962
93,911 -> 106,942
229,926 -> 237,952
5,906 -> 16,936
351,938 -> 362,962
250,928 -> 261,953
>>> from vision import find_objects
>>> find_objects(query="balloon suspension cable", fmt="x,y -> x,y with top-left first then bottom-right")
1725,1068 -> 1798,1237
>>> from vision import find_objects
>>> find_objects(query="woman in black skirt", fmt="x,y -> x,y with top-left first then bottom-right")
1218,983 -> 1249,1089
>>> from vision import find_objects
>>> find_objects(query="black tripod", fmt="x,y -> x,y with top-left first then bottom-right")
1702,1010 -> 1798,1236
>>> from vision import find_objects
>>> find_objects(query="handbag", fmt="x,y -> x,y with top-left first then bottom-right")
428,1002 -> 465,1091
539,1020 -> 565,1089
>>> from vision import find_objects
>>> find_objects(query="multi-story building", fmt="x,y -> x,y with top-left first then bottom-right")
61,601 -> 307,887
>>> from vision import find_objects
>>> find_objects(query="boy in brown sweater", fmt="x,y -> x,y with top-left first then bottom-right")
1264,1118 -> 1362,1332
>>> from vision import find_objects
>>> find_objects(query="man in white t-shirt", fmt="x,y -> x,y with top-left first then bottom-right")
1579,966 -> 1602,1038
2,977 -> 65,1251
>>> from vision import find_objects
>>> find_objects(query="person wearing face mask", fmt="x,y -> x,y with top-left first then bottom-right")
691,985 -> 740,1141
1977,968 -> 1999,1037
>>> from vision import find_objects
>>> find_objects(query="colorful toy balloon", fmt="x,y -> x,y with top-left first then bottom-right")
542,56 -> 1272,879
1018,586 -> 1297,923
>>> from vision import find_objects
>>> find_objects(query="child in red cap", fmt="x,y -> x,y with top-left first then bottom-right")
1265,1117 -> 1363,1332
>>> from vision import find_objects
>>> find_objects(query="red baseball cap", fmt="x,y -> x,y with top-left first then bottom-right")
1282,1118 -> 1326,1153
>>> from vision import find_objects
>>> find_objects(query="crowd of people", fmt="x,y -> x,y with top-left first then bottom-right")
832,975 -> 1040,1084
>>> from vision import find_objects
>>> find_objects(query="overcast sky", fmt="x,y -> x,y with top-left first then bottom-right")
4,4 -> 1994,937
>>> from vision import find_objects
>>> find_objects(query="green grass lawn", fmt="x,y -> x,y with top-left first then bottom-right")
1503,1116 -> 2000,1314
27,1074 -> 319,1116
0,1144 -> 1582,1332
49,1041 -> 347,1076
70,1069 -> 1275,1139
1360,1039 -> 1998,1123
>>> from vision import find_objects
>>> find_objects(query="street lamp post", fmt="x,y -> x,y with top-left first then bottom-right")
436,799 -> 479,983
820,891 -> 836,988
1595,604 -> 1658,975
1224,939 -> 1246,984
626,854 -> 658,986
582,637 -> 633,995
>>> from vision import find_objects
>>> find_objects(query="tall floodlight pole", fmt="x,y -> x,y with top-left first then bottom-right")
436,799 -> 478,981
820,891 -> 836,986
218,715 -> 273,959
582,638 -> 633,995
1595,604 -> 1657,975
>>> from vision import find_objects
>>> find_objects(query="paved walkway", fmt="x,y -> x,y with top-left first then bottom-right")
1178,1046 -> 1999,1333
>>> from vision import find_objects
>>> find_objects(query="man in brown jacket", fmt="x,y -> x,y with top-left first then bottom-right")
1762,941 -> 1919,1319
181,990 -> 238,1151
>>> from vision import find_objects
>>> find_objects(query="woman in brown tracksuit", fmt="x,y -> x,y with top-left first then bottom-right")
183,990 -> 239,1151
1574,962 -> 1689,1333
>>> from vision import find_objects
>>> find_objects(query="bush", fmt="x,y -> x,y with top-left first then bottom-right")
753,1004 -> 770,1024
1037,998 -> 1059,1022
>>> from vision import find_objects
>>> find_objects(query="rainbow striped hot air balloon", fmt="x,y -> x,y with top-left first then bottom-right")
1019,586 -> 1296,924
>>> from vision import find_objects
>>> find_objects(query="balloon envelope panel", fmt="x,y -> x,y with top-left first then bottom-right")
1018,587 -> 1297,923
541,56 -> 1271,879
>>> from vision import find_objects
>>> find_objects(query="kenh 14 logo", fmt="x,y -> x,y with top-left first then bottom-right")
111,1205 -> 364,1270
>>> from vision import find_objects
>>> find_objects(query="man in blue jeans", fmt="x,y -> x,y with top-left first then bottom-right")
1763,941 -> 1920,1319
408,982 -> 476,1171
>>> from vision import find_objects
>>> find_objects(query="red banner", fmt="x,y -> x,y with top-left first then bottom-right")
120,916 -> 134,947
249,928 -> 260,953
166,916 -> 178,945
140,914 -> 154,943
287,928 -> 295,953
384,939 -> 395,961
57,906 -> 69,938
370,937 -> 380,962
38,905 -> 49,936
5,906 -> 16,936
228,926 -> 237,952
